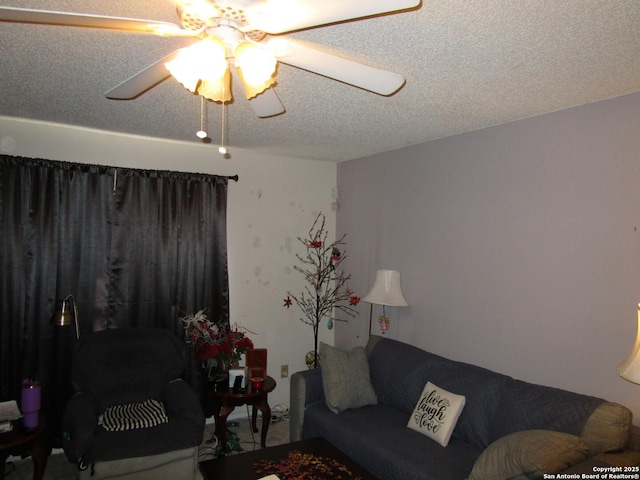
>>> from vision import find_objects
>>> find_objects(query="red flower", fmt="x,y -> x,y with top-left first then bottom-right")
182,310 -> 254,364
283,296 -> 292,308
309,240 -> 322,248
349,295 -> 360,305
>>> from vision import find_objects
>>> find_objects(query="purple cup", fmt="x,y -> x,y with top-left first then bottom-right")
21,379 -> 41,429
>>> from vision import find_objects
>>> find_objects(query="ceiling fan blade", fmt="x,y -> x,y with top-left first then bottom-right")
248,88 -> 286,118
271,39 -> 405,95
105,51 -> 182,100
0,6 -> 190,36
244,0 -> 420,34
230,66 -> 285,117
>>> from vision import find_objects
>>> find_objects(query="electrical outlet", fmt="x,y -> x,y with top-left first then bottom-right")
280,364 -> 288,378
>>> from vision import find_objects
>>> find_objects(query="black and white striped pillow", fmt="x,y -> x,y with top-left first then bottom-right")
100,399 -> 169,432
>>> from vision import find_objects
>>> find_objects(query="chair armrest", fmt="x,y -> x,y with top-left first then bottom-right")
162,379 -> 205,434
289,368 -> 324,442
62,392 -> 99,467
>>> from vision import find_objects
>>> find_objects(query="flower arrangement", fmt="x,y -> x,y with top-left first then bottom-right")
283,212 -> 360,367
182,309 -> 254,366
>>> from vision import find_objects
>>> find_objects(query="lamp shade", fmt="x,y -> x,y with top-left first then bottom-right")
198,68 -> 232,103
233,42 -> 274,83
362,270 -> 408,307
618,304 -> 640,384
50,295 -> 79,339
50,298 -> 75,327
165,37 -> 228,93
234,41 -> 277,99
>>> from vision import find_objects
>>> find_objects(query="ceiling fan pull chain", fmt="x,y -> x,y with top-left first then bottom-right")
196,95 -> 207,139
219,85 -> 227,155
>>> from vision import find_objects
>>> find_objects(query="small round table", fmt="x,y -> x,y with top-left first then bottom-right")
208,376 -> 276,454
0,421 -> 50,480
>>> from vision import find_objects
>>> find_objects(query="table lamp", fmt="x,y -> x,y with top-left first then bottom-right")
362,269 -> 408,334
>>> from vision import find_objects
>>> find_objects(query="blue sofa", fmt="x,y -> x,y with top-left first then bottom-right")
290,336 -> 635,480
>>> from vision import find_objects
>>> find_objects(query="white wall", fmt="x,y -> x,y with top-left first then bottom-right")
337,92 -> 640,424
0,116 -> 337,409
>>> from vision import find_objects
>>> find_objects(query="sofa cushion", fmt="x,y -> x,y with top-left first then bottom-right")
319,342 -> 377,414
303,402 -> 482,480
87,417 -> 204,462
420,353 -> 508,450
368,337 -> 507,449
580,402 -> 632,454
368,338 -> 435,414
467,430 -> 590,480
407,382 -> 466,447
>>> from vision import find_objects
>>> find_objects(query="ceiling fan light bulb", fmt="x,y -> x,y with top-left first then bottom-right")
234,42 -> 277,86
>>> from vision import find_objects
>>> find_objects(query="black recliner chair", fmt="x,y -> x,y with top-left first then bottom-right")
62,328 -> 205,479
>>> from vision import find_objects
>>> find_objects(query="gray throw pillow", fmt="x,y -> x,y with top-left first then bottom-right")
319,342 -> 378,414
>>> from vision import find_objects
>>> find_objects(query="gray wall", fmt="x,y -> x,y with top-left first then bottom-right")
337,92 -> 640,423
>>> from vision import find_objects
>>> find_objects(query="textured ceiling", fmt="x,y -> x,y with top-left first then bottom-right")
1,1 -> 640,162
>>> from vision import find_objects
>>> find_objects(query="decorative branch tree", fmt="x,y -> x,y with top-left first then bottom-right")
283,213 -> 360,368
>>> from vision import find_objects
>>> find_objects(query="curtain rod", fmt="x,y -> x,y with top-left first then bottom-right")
227,175 -> 239,182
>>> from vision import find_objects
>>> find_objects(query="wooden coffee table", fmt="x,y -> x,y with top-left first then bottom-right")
199,437 -> 379,480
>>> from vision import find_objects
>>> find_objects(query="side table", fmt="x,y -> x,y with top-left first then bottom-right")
0,421 -> 50,480
207,376 -> 276,454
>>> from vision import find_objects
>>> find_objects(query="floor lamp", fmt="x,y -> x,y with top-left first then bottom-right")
618,303 -> 640,384
362,270 -> 408,335
49,294 -> 79,446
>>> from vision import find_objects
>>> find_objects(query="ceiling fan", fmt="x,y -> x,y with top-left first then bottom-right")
0,0 -> 419,118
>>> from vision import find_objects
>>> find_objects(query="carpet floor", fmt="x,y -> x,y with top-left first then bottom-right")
3,412 -> 290,480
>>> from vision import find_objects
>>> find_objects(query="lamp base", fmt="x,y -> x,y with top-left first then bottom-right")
378,313 -> 389,334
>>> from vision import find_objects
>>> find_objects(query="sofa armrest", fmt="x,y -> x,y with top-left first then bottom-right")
289,368 -> 324,442
62,391 -> 100,467
591,425 -> 640,467
627,424 -> 640,451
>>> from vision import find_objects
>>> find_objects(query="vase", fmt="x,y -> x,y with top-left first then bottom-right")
204,358 -> 227,380
305,350 -> 320,369
204,358 -> 231,392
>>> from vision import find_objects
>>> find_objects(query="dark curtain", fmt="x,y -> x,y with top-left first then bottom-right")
0,155 -> 232,440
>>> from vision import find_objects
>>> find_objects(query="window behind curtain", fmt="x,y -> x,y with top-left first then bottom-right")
0,155 -> 231,433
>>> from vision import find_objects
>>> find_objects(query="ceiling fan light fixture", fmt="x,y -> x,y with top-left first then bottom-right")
165,50 -> 200,92
237,69 -> 276,100
198,69 -> 232,102
234,41 -> 277,91
197,37 -> 229,80
165,37 -> 228,92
